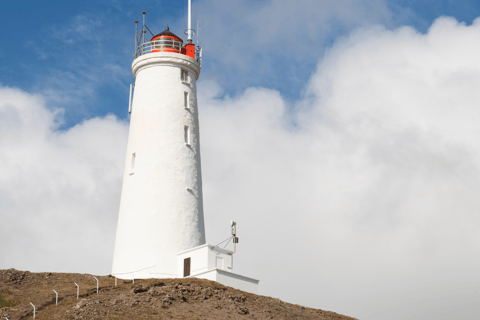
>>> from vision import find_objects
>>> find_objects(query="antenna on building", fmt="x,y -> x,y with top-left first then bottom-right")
142,12 -> 147,44
197,20 -> 201,47
134,20 -> 139,57
231,221 -> 239,253
185,0 -> 195,43
129,84 -> 134,114
196,20 -> 202,66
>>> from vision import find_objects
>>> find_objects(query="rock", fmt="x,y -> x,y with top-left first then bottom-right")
75,299 -> 89,309
153,281 -> 165,287
237,307 -> 249,315
148,287 -> 165,297
132,285 -> 150,294
2,269 -> 27,283
229,294 -> 246,303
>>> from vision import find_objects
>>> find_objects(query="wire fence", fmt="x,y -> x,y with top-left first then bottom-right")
5,275 -> 139,320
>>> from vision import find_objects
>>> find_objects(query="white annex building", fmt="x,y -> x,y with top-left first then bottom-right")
111,2 -> 259,294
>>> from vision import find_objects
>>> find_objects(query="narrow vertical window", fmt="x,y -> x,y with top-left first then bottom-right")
181,69 -> 188,83
184,125 -> 190,146
184,92 -> 189,109
130,153 -> 136,175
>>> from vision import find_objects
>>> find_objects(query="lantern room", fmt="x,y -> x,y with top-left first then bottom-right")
147,27 -> 195,59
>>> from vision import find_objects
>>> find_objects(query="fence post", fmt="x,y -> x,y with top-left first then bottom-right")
53,289 -> 58,305
30,302 -> 35,319
94,277 -> 99,293
74,282 -> 79,299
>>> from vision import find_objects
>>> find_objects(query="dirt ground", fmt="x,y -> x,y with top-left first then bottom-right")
0,268 -> 357,320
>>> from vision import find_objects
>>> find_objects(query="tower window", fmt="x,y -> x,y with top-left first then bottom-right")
130,152 -> 136,175
184,125 -> 190,146
181,69 -> 188,83
184,92 -> 189,109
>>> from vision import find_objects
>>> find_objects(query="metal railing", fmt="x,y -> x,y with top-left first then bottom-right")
134,39 -> 202,67
135,38 -> 183,58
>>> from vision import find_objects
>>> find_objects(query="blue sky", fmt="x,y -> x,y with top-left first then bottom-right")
2,1 -> 480,320
2,0 -> 480,128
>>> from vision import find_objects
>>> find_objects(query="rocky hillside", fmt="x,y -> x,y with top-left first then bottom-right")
0,268 -> 357,319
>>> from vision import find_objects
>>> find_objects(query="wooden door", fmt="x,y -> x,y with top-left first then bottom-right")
184,257 -> 191,277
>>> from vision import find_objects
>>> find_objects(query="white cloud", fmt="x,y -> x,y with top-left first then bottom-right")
0,86 -> 128,274
2,15 -> 480,320
199,16 -> 480,320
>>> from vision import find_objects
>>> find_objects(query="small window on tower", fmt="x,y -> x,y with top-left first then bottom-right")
130,153 -> 136,175
184,125 -> 190,146
181,69 -> 188,83
184,92 -> 189,109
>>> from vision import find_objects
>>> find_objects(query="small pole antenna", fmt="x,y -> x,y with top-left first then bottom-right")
197,20 -> 201,47
129,84 -> 134,114
196,20 -> 202,66
142,12 -> 147,45
134,20 -> 139,57
187,0 -> 192,43
231,221 -> 238,253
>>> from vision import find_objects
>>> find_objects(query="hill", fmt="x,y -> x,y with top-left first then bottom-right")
0,268 -> 357,319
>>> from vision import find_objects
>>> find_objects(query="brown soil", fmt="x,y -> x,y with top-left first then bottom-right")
0,268 -> 357,320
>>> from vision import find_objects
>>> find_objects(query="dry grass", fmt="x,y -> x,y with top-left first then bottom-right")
0,269 -> 357,320
0,289 -> 18,308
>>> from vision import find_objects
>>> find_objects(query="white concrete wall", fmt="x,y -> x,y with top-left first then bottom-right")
177,244 -> 259,293
193,269 -> 259,294
112,52 -> 205,279
216,270 -> 259,294
177,244 -> 209,276
208,245 -> 233,271
177,244 -> 234,277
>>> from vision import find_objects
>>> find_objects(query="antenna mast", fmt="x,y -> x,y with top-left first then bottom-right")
187,0 -> 192,43
231,221 -> 238,253
197,20 -> 200,47
134,20 -> 139,57
142,12 -> 147,45
196,20 -> 202,66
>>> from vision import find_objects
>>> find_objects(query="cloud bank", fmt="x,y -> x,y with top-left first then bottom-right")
200,17 -> 480,320
2,16 -> 480,320
0,87 -> 128,274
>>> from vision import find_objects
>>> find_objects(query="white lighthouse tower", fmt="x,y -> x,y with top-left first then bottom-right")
112,1 -> 259,293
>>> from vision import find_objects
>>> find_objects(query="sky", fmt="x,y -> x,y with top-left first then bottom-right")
1,1 -> 480,319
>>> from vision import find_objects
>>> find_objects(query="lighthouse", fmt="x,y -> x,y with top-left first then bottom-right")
112,1 -> 259,293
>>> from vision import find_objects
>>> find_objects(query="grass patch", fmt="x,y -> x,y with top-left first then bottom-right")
0,290 -> 18,308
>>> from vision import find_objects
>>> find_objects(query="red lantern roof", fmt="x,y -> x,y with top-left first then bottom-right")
151,27 -> 183,42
